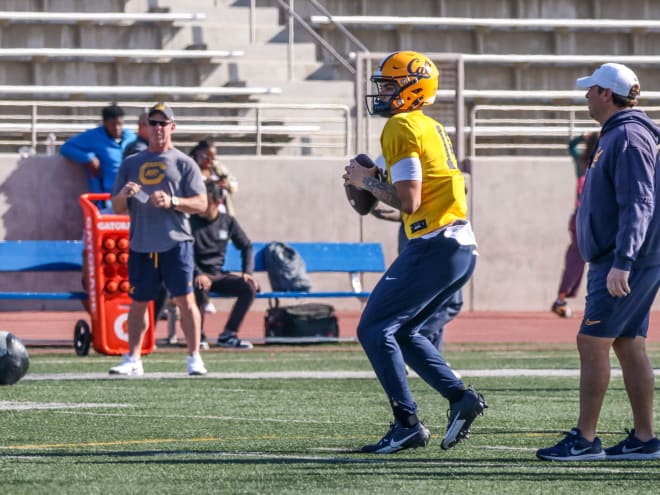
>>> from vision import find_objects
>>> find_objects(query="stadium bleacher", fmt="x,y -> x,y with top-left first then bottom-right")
0,85 -> 282,100
0,11 -> 206,24
2,0 -> 660,314
2,1 -> 660,155
0,3 -> 304,152
310,15 -> 660,30
0,47 -> 244,62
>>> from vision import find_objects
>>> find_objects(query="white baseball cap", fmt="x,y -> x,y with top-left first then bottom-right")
576,63 -> 640,98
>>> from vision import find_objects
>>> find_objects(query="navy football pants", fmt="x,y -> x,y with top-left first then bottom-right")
357,231 -> 477,415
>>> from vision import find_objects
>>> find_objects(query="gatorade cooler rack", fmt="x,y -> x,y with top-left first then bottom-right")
76,193 -> 155,356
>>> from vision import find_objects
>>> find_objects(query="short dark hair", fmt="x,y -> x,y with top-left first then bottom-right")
102,104 -> 125,121
205,181 -> 223,203
596,86 -> 638,108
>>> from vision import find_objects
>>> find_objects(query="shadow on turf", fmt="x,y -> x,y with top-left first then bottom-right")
4,448 -> 660,480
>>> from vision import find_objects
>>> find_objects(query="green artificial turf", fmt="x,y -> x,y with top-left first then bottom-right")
2,344 -> 659,494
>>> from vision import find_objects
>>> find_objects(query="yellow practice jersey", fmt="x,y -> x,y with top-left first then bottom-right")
381,110 -> 467,239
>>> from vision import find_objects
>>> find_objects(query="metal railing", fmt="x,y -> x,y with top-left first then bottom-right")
239,4 -> 660,157
249,0 -> 368,79
0,11 -> 207,24
469,105 -> 660,156
308,15 -> 660,31
1,100 -> 351,157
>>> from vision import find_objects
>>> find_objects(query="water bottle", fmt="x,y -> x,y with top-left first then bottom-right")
46,133 -> 56,155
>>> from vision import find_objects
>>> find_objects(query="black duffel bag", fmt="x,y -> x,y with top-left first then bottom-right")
264,303 -> 339,342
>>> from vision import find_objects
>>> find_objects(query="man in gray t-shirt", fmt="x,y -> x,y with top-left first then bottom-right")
116,147 -> 203,253
109,102 -> 208,377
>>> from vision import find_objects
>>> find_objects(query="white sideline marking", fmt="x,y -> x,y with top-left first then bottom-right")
34,355 -> 368,365
0,401 -> 130,411
22,368 -> 651,381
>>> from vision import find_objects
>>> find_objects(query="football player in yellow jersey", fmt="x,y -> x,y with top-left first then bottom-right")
343,51 -> 487,454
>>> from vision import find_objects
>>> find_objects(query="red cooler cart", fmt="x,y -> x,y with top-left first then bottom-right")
74,193 -> 155,356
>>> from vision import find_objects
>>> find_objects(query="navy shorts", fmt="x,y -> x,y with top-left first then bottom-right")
128,241 -> 195,301
580,262 -> 660,338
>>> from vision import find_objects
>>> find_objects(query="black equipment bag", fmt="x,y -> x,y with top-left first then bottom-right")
263,241 -> 312,292
264,302 -> 339,342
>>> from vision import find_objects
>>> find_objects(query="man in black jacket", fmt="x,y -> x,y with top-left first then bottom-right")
191,181 -> 259,349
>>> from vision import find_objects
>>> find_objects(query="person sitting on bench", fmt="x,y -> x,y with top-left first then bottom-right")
191,181 -> 259,349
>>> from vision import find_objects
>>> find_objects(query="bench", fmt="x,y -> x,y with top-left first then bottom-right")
460,53 -> 660,65
311,16 -> 660,55
310,15 -> 660,32
0,240 -> 386,343
0,85 -> 282,99
0,240 -> 85,301
0,240 -> 86,352
221,242 -> 385,300
0,11 -> 207,25
0,48 -> 244,63
0,240 -> 385,299
166,241 -> 385,344
438,89 -> 660,102
0,122 -> 319,136
0,11 -> 206,26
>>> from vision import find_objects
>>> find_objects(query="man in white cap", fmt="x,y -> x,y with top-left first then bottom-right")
537,64 -> 660,461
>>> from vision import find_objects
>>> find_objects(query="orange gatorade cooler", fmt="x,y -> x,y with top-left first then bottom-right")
79,193 -> 155,356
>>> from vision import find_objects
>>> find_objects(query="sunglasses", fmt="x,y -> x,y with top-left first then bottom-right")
148,119 -> 171,127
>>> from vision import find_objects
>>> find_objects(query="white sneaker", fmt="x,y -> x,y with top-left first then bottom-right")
187,353 -> 207,376
203,301 -> 217,314
109,354 -> 144,376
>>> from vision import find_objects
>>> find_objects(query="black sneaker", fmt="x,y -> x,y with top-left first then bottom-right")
361,420 -> 430,454
441,387 -> 488,450
536,428 -> 605,461
605,429 -> 660,460
217,334 -> 254,349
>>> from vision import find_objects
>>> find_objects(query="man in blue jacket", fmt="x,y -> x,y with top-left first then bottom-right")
61,104 -> 136,208
537,63 -> 660,461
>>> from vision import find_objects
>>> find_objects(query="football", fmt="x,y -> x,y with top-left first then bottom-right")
0,330 -> 30,385
345,153 -> 379,215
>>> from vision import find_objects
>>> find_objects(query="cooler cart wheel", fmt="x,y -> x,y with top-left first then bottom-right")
74,319 -> 91,356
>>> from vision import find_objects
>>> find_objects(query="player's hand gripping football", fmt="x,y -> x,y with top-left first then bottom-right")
343,154 -> 377,189
343,154 -> 382,215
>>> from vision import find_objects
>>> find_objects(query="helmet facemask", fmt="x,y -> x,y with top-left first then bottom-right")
366,76 -> 427,116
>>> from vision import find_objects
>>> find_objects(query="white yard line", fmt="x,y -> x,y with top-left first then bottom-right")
22,368 -> 655,381
0,401 -> 131,411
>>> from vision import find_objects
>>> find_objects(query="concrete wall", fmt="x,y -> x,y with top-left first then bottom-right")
0,155 -> 88,310
0,154 -> 87,240
469,157 -> 584,311
0,153 -> 657,312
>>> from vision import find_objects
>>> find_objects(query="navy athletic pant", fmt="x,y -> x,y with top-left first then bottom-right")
357,227 -> 477,415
